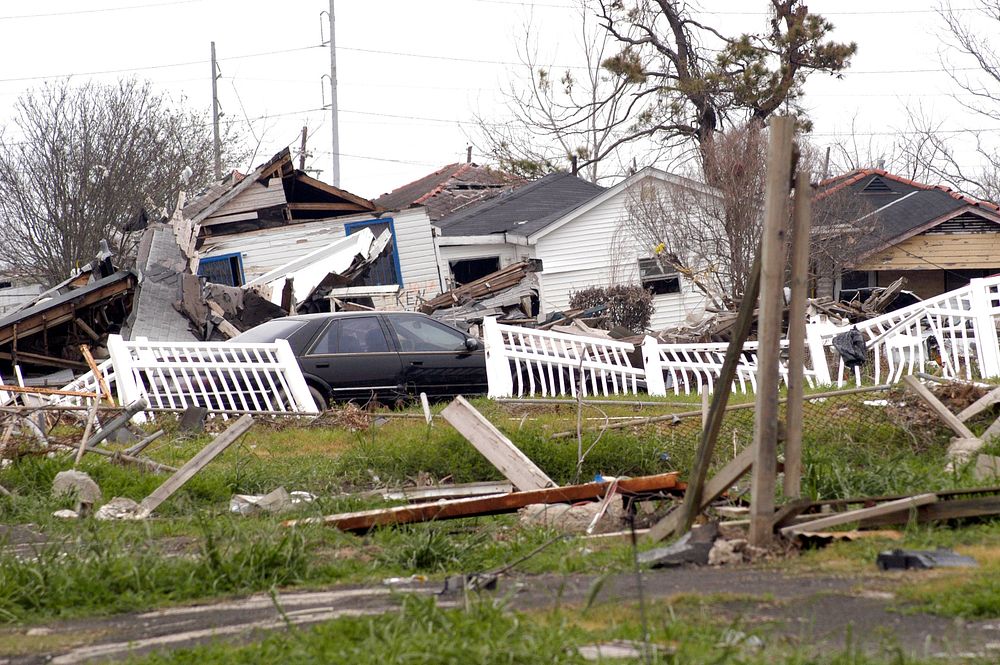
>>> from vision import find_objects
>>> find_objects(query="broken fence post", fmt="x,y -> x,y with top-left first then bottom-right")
781,493 -> 938,536
135,414 -> 254,518
641,336 -> 666,397
82,399 -> 149,451
441,396 -> 555,491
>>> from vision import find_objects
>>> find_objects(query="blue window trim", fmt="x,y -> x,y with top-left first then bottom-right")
344,217 -> 404,286
198,252 -> 246,286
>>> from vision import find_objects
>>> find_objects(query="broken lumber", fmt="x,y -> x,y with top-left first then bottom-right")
780,493 -> 938,537
901,375 -> 977,439
135,414 -> 254,518
441,396 -> 555,491
645,444 -> 756,543
285,472 -> 684,532
0,384 -> 99,399
858,494 -> 1000,527
80,344 -> 113,404
957,386 -> 1000,422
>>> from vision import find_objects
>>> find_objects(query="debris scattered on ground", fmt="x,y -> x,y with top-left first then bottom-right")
518,500 -> 625,535
52,469 -> 101,506
876,547 -> 978,570
639,522 -> 719,567
230,487 -> 293,515
95,497 -> 141,521
578,640 -> 674,661
52,509 -> 79,519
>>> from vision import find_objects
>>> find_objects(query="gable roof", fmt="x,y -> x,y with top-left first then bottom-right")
435,172 -> 606,237
184,148 -> 378,236
813,169 -> 1000,259
374,163 -> 523,220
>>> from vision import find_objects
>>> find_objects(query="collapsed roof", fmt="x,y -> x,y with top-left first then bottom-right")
374,162 -> 523,221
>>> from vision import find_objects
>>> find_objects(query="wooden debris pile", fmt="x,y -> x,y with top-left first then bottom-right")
424,260 -> 541,331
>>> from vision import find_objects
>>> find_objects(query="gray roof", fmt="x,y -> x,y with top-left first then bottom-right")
122,224 -> 200,342
814,170 -> 1000,257
0,270 -> 134,330
436,172 -> 605,237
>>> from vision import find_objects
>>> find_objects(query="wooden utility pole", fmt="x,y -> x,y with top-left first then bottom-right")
748,115 -> 795,547
783,170 -> 813,499
298,125 -> 309,170
327,0 -> 341,187
210,41 -> 222,181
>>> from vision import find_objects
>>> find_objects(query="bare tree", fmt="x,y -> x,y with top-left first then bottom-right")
0,79 -> 246,285
475,1 -> 659,183
623,124 -> 767,307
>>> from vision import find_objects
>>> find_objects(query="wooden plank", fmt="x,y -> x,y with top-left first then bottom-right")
646,255 -> 761,542
79,345 -> 113,404
902,375 -> 976,438
0,351 -> 89,370
206,301 -> 241,339
285,472 -> 683,532
958,386 -> 1000,422
287,202 -> 368,212
771,497 -> 814,530
441,396 -> 555,491
780,493 -> 938,536
645,444 -> 756,543
749,114 -> 795,547
0,384 -> 98,399
74,318 -> 100,342
135,414 -> 254,518
858,495 -> 1000,527
984,413 -> 1000,441
784,170 -> 812,499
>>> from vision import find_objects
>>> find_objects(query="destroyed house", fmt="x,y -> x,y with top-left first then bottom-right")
374,161 -> 522,221
189,149 -> 443,310
434,168 -> 717,330
813,169 -> 1000,300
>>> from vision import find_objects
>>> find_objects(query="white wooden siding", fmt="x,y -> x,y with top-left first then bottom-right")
532,180 -> 708,331
198,207 -> 442,295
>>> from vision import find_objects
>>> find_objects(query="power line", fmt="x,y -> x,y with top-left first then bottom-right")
0,44 -> 323,84
0,0 -> 204,21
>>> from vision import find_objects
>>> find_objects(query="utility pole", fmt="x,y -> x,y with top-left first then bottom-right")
210,41 -> 222,181
298,126 -> 309,171
327,0 -> 341,187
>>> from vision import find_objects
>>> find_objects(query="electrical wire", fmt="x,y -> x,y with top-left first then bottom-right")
0,0 -> 205,21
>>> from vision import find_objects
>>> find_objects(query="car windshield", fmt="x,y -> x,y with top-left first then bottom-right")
230,319 -> 306,343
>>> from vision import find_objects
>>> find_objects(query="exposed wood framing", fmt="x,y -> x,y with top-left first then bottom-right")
780,493 -> 938,536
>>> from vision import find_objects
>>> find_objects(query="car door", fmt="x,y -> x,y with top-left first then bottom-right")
298,316 -> 404,402
386,314 -> 487,397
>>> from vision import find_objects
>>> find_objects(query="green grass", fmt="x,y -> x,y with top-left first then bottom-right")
120,594 -> 971,665
1,387 -> 1000,625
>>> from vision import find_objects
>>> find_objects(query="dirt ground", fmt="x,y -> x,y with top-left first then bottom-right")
3,565 -> 999,664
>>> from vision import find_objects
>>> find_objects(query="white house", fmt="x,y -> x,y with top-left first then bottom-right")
188,149 -> 444,310
434,167 -> 719,331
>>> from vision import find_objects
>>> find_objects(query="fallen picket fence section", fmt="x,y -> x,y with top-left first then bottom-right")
56,335 -> 318,417
482,317 -> 644,398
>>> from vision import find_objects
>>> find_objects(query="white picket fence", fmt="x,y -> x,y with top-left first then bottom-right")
483,275 -> 1000,399
56,335 -> 318,416
483,318 -> 644,398
814,276 -> 1000,387
641,338 -> 818,396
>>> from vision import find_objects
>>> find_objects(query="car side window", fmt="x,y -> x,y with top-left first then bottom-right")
310,320 -> 341,355
339,317 -> 391,353
391,316 -> 468,352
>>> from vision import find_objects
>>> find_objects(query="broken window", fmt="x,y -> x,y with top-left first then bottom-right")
345,219 -> 402,287
638,257 -> 680,295
198,252 -> 245,287
449,257 -> 500,286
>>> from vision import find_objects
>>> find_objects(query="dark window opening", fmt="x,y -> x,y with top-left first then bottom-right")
198,253 -> 245,286
840,270 -> 871,292
345,219 -> 402,287
638,257 -> 680,295
944,268 -> 1000,292
450,257 -> 500,286
0,281 -> 12,289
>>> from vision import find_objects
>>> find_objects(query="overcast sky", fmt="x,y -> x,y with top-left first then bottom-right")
0,0 -> 994,199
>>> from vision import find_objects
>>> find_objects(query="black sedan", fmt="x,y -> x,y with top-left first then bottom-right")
231,312 -> 487,408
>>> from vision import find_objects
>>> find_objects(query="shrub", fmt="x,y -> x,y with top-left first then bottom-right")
568,284 -> 654,333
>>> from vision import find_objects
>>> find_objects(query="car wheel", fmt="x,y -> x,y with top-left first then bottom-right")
308,386 -> 328,413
